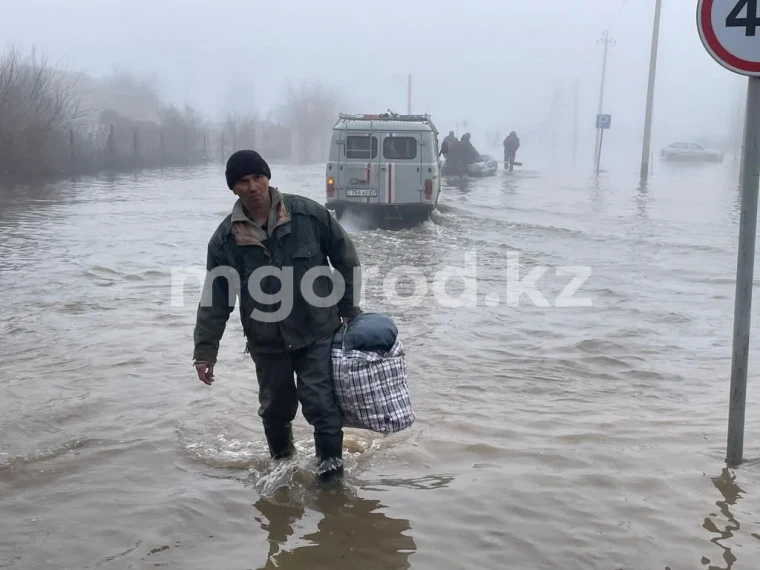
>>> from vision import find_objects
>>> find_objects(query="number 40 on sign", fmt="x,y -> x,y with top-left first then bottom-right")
698,0 -> 760,75
727,0 -> 760,36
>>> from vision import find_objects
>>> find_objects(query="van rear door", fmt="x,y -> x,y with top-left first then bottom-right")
379,132 -> 423,205
337,131 -> 380,202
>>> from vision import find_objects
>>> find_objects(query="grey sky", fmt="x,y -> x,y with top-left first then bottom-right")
0,0 -> 742,151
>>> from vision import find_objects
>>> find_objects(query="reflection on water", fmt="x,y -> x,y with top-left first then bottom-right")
636,178 -> 651,220
254,484 -> 417,570
732,185 -> 743,221
445,175 -> 475,193
587,173 -> 606,213
361,474 -> 455,492
500,176 -> 518,195
702,468 -> 744,570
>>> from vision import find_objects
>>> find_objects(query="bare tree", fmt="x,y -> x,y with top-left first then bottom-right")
155,103 -> 207,164
224,112 -> 259,152
0,45 -> 83,177
277,81 -> 339,163
0,47 -> 288,182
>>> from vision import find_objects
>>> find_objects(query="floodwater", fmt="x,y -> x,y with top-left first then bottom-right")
1,157 -> 760,570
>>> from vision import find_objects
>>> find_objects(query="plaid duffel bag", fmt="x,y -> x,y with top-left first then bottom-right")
331,317 -> 414,434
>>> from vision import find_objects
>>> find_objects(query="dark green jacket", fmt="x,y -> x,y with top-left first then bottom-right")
193,190 -> 362,362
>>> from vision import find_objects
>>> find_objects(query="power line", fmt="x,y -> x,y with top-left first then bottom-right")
609,0 -> 630,30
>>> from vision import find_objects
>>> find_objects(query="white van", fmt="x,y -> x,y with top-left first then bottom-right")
325,113 -> 442,224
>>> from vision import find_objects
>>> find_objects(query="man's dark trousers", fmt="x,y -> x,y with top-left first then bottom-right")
250,330 -> 343,464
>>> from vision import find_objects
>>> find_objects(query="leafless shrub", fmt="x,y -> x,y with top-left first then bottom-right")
0,46 -> 344,184
0,45 -> 83,177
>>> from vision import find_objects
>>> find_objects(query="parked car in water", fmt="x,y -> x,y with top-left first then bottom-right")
325,112 -> 442,224
660,141 -> 724,162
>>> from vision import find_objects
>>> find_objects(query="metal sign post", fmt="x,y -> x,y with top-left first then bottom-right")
698,0 -> 760,466
595,114 -> 612,174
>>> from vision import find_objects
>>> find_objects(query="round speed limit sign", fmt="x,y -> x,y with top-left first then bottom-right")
698,0 -> 760,75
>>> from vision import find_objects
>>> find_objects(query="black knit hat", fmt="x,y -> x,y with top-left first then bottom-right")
225,150 -> 271,189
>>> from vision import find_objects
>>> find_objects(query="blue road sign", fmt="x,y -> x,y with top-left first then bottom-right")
596,114 -> 612,129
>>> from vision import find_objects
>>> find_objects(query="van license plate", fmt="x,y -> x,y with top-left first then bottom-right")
346,188 -> 377,197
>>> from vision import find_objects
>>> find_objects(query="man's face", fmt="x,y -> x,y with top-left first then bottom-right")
233,174 -> 269,203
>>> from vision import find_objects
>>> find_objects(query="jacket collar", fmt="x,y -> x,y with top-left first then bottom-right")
230,187 -> 291,248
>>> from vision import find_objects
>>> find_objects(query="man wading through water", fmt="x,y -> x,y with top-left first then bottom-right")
193,150 -> 363,482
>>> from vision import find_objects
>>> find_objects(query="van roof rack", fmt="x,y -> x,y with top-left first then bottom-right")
339,112 -> 430,121
336,111 -> 438,133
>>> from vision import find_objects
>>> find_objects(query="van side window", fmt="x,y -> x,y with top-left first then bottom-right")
383,137 -> 417,160
346,135 -> 378,159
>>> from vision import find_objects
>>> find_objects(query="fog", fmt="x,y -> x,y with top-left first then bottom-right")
0,0 -> 744,165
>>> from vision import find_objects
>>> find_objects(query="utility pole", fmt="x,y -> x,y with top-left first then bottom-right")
640,0 -> 663,181
594,31 -> 614,166
573,78 -> 580,164
407,74 -> 412,114
550,84 -> 562,163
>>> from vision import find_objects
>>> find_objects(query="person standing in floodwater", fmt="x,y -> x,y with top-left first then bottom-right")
503,131 -> 520,172
440,131 -> 458,159
192,150 -> 363,482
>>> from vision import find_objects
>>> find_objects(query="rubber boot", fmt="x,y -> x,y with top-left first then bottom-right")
314,432 -> 344,482
265,423 -> 295,460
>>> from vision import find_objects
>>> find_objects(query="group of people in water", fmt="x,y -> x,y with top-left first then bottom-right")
440,130 -> 521,173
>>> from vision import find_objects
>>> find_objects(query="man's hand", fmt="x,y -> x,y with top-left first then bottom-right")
195,361 -> 215,385
342,317 -> 351,326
